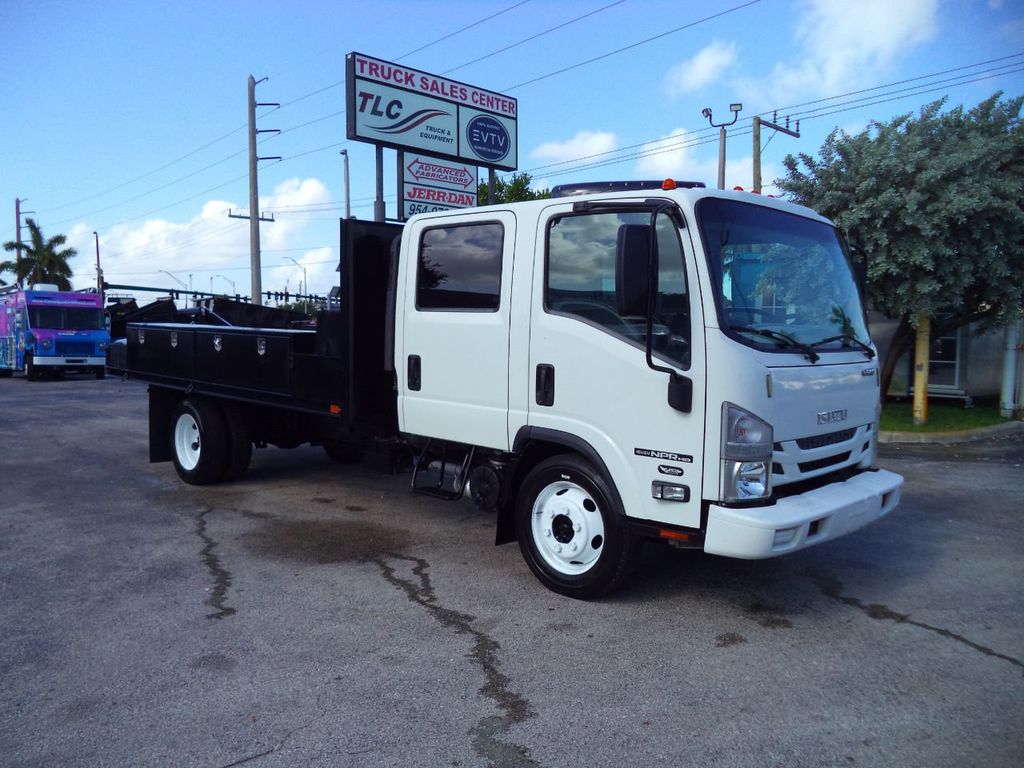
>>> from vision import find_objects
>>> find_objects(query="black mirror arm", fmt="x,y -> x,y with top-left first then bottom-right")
644,204 -> 693,413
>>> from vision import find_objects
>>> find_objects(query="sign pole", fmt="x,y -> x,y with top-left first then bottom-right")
374,145 -> 386,223
397,150 -> 405,221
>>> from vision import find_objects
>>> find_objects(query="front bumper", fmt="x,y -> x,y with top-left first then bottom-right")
33,356 -> 106,367
704,468 -> 902,559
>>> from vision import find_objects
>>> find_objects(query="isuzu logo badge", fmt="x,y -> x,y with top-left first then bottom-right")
817,408 -> 848,425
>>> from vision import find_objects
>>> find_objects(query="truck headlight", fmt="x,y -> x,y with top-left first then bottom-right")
721,403 -> 773,502
40,338 -> 53,351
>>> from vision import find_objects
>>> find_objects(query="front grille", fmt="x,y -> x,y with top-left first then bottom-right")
56,341 -> 94,356
798,452 -> 851,473
796,428 -> 856,450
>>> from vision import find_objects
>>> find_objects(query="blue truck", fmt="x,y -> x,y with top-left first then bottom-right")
0,284 -> 110,380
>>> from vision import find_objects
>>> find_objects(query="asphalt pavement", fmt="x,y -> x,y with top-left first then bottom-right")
1,376 -> 1021,768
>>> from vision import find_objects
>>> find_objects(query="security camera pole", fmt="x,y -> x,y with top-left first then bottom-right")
702,103 -> 742,190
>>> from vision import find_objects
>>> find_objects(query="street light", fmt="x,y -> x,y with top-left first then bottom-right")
215,274 -> 235,296
340,149 -> 351,220
285,257 -> 306,296
701,103 -> 743,190
159,270 -> 186,289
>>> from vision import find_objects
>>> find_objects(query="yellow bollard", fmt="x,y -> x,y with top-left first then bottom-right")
913,312 -> 930,425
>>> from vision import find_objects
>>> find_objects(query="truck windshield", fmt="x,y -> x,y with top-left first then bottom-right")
28,306 -> 105,331
697,198 -> 868,355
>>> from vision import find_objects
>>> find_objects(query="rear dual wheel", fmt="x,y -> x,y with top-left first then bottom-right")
171,398 -> 251,485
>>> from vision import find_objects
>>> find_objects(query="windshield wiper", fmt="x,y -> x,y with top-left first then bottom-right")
730,325 -> 820,363
810,334 -> 876,359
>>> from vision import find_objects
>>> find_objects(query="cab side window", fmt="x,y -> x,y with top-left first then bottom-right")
546,210 -> 691,369
416,222 -> 503,311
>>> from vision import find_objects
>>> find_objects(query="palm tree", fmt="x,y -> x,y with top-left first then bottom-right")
2,218 -> 76,290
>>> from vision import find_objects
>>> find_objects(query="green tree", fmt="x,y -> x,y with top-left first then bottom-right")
777,93 -> 1024,398
1,218 -> 76,290
477,172 -> 550,204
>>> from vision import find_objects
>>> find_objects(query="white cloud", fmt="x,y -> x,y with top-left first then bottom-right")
68,177 -> 333,298
531,131 -> 617,164
663,40 -> 738,97
737,0 -> 938,108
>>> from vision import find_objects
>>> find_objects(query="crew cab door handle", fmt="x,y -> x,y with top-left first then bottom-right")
408,355 -> 421,391
536,364 -> 554,406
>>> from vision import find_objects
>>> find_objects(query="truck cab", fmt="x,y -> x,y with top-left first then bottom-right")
394,182 -> 902,596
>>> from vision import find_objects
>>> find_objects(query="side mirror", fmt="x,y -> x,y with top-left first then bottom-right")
667,372 -> 693,413
615,224 -> 653,316
848,243 -> 868,297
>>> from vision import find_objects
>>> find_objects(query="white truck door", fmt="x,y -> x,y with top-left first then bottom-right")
526,202 -> 707,530
398,210 -> 516,450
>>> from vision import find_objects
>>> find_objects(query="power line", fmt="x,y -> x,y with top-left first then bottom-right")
502,0 -> 761,91
394,0 -> 533,61
442,0 -> 627,75
43,123 -> 247,214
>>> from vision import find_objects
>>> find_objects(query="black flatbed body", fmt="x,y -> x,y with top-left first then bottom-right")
124,321 -> 345,417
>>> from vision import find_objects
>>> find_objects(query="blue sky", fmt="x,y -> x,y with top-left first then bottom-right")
1,0 -> 1021,300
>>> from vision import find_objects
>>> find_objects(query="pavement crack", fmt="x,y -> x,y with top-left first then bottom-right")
215,698 -> 326,768
375,554 -> 540,768
196,507 -> 236,620
814,573 -> 1024,674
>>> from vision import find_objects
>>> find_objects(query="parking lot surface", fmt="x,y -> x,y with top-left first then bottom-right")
1,377 -> 1022,767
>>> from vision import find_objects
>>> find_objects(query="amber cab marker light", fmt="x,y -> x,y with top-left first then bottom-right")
659,529 -> 691,542
662,178 -> 677,190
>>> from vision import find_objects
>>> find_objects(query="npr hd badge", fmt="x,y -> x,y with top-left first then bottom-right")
634,447 -> 693,463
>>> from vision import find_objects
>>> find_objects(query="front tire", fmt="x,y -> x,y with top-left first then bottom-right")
171,398 -> 228,485
515,454 -> 637,599
25,353 -> 40,381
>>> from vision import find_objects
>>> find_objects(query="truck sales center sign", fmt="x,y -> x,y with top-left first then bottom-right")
346,52 -> 518,171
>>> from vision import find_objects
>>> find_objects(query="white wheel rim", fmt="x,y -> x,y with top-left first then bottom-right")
174,413 -> 201,471
530,480 -> 605,576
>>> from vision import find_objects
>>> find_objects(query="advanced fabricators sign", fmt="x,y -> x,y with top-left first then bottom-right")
346,52 -> 518,171
403,154 -> 478,218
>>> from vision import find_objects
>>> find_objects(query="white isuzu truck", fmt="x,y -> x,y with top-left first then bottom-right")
120,180 -> 903,597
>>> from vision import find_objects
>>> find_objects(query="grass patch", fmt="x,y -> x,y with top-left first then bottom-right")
881,398 -> 1010,432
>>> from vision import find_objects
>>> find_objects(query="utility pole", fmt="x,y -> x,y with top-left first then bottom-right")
14,198 -> 31,286
701,104 -> 743,190
14,199 -> 23,275
752,112 -> 800,192
93,231 -> 104,301
228,75 -> 280,306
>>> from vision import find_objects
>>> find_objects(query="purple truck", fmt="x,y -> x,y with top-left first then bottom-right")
0,284 -> 110,380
